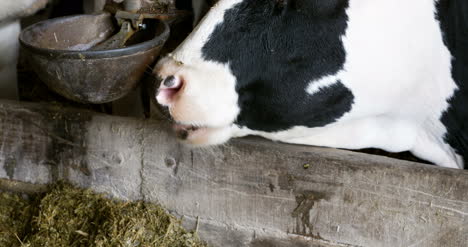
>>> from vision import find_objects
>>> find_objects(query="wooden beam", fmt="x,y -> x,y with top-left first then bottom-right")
0,100 -> 467,247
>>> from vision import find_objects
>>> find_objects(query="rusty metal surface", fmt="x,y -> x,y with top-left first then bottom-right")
19,13 -> 170,104
91,21 -> 136,50
116,10 -> 192,25
103,0 -> 191,25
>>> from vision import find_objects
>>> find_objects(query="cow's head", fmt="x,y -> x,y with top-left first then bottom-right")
155,0 -> 354,146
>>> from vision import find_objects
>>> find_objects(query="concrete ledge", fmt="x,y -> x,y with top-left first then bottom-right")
0,100 -> 467,247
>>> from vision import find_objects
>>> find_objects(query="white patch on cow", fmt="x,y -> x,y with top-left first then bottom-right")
169,64 -> 239,126
232,116 -> 419,151
232,0 -> 462,169
306,74 -> 340,95
411,118 -> 464,168
338,0 -> 461,168
182,125 -> 233,146
155,0 -> 242,138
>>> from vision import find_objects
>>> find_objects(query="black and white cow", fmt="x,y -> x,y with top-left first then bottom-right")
155,0 -> 468,169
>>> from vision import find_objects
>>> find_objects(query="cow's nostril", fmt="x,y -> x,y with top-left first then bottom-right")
163,75 -> 176,88
156,75 -> 184,106
176,129 -> 189,140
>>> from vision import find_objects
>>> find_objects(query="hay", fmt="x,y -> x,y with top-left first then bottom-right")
0,183 -> 207,247
0,193 -> 36,246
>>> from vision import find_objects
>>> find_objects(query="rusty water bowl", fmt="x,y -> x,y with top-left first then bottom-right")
19,13 -> 170,104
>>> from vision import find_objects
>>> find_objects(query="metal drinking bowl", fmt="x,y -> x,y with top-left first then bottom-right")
19,13 -> 169,104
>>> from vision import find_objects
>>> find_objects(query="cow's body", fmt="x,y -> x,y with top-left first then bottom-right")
155,0 -> 468,169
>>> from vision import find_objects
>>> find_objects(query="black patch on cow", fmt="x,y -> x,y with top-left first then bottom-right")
436,0 -> 468,168
201,0 -> 353,132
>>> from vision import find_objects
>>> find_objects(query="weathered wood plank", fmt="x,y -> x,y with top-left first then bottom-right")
0,100 -> 467,247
